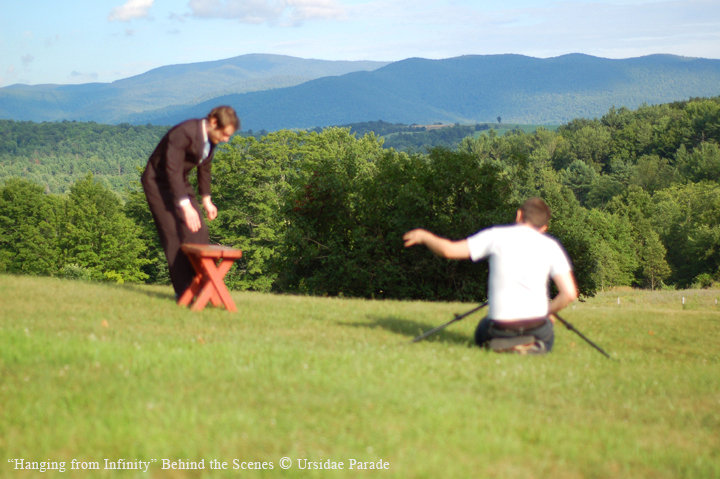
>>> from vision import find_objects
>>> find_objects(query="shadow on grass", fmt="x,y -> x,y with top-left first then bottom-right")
115,283 -> 175,302
341,315 -> 475,346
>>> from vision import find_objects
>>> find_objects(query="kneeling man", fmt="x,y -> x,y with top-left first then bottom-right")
403,197 -> 578,353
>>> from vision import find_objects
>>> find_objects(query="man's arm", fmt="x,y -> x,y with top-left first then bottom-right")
178,199 -> 202,233
202,195 -> 217,221
403,229 -> 471,260
549,270 -> 578,315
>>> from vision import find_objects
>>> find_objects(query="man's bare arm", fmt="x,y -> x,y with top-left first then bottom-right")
549,271 -> 578,315
403,229 -> 471,260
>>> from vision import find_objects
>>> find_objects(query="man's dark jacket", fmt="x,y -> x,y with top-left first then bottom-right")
142,118 -> 215,204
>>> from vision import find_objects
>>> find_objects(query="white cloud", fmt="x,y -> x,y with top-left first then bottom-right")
108,0 -> 155,22
187,0 -> 345,25
287,0 -> 346,23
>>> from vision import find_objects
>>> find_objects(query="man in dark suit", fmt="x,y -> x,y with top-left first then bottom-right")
141,106 -> 240,298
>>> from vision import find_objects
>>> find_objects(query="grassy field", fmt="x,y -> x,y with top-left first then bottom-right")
1,274 -> 718,478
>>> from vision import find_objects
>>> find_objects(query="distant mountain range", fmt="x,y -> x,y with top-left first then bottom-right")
1,53 -> 719,130
0,54 -> 388,125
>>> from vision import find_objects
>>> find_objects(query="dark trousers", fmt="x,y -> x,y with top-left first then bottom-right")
474,316 -> 554,351
142,177 -> 209,297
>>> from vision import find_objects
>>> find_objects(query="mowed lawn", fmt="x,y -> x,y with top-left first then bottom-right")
1,274 -> 718,478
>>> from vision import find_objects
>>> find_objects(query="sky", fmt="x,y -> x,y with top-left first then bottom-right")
1,0 -> 719,87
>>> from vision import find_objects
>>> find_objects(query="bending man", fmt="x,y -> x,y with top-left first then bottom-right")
403,197 -> 577,353
142,106 -> 239,298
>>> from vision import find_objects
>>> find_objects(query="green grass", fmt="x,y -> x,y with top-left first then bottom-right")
1,274 -> 719,478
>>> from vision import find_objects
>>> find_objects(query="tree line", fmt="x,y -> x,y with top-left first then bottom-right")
1,97 -> 719,301
323,120 -> 494,152
0,119 -> 529,198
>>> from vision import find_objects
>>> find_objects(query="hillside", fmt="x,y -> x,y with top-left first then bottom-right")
0,54 -> 388,124
147,54 -> 720,130
3,97 -> 720,295
0,120 -> 508,195
2,274 -> 719,478
1,54 -> 719,130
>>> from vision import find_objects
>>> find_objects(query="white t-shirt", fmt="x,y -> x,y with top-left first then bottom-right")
466,224 -> 572,321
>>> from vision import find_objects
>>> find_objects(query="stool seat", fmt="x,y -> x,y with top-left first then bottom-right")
177,243 -> 242,312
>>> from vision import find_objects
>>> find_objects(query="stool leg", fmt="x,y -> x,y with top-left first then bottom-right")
178,256 -> 204,307
206,260 -> 224,307
206,259 -> 237,312
190,274 -> 214,311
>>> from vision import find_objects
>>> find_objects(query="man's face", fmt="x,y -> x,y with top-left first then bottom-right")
207,118 -> 236,145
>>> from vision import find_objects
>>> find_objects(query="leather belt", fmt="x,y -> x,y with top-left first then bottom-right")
491,318 -> 547,331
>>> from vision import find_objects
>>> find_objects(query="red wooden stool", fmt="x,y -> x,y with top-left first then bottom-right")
177,243 -> 243,312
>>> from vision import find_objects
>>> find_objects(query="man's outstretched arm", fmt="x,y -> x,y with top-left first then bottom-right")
403,228 -> 471,260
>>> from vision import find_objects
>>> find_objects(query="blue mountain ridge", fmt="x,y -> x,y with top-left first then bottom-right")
2,53 -> 719,130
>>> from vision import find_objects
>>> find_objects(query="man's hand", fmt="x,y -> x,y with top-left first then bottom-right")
403,229 -> 429,248
202,196 -> 217,221
180,202 -> 202,233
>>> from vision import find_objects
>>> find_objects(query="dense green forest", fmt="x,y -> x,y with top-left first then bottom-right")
0,121 -> 168,195
1,97 -> 719,301
0,120 -> 536,195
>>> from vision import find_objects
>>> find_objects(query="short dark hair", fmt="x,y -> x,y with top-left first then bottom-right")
519,197 -> 551,228
208,106 -> 240,130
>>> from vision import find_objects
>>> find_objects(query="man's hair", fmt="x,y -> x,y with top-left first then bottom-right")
208,105 -> 240,130
519,197 -> 551,228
